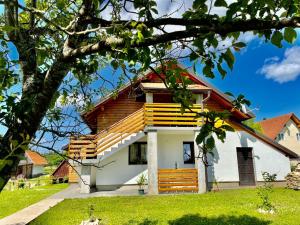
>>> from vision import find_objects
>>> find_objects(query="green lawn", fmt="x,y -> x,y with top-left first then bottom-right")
30,188 -> 299,225
0,183 -> 68,219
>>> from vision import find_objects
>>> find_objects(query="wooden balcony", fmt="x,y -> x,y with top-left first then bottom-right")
144,103 -> 203,126
69,103 -> 204,159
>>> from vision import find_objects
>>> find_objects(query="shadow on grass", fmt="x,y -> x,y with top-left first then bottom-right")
124,218 -> 158,225
168,214 -> 271,225
124,214 -> 270,225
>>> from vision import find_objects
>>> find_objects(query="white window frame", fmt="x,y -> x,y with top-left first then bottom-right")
277,133 -> 284,141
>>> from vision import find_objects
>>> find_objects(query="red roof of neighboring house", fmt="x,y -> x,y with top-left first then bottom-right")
258,113 -> 300,140
52,160 -> 69,178
26,150 -> 48,165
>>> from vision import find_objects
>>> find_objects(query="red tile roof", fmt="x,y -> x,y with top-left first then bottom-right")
258,113 -> 300,140
26,150 -> 48,165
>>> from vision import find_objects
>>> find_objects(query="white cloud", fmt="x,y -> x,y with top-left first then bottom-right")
259,46 -> 300,83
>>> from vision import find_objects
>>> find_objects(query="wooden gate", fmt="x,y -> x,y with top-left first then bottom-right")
158,168 -> 198,193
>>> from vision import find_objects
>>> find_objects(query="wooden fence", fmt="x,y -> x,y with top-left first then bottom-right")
158,168 -> 198,193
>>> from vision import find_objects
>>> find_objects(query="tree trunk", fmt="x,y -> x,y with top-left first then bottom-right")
0,59 -> 72,191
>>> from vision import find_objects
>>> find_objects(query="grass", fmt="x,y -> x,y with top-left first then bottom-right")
0,183 -> 68,219
30,188 -> 300,225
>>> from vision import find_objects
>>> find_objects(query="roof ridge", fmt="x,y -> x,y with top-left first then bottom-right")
258,113 -> 293,123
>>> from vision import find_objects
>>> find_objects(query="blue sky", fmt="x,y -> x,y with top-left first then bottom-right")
190,38 -> 300,121
1,2 -> 300,136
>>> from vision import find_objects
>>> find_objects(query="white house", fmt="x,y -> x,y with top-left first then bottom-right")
17,150 -> 48,178
259,113 -> 300,164
68,64 -> 297,194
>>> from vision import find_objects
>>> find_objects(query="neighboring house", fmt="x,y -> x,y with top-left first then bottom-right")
68,64 -> 298,194
51,160 -> 78,183
259,113 -> 300,163
17,150 -> 48,178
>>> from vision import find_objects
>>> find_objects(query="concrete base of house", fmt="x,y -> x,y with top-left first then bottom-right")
94,181 -> 287,193
208,180 -> 287,191
96,185 -> 123,191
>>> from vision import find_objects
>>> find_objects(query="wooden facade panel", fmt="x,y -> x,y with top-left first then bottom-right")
158,168 -> 198,193
68,166 -> 79,183
96,90 -> 144,132
205,98 -> 225,112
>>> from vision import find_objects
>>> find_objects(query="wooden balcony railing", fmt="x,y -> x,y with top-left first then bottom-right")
94,108 -> 145,155
69,103 -> 204,159
68,135 -> 96,159
144,103 -> 203,126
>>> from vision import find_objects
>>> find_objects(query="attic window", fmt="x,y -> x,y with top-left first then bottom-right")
297,133 -> 300,141
277,133 -> 284,141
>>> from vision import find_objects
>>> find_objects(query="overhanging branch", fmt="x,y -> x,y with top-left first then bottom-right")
63,16 -> 300,60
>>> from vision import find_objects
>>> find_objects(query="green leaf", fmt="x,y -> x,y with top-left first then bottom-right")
203,64 -> 214,78
193,0 -> 206,9
220,124 -> 235,132
271,31 -> 283,48
233,42 -> 246,48
217,64 -> 226,79
284,27 -> 297,44
214,0 -> 227,7
223,49 -> 235,70
206,136 -> 215,150
189,52 -> 198,61
224,91 -> 234,97
56,0 -> 66,9
137,31 -> 144,42
111,60 -> 118,70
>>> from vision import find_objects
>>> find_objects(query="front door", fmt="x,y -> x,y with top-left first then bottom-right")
236,147 -> 255,186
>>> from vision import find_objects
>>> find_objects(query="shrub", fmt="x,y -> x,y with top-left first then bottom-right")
257,172 -> 277,213
18,179 -> 26,189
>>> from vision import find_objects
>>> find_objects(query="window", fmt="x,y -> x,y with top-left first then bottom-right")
183,142 -> 195,164
129,142 -> 147,165
297,133 -> 300,141
277,133 -> 284,141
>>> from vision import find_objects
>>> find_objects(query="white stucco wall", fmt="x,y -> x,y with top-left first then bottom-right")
157,132 -> 195,169
96,132 -> 195,186
208,131 -> 291,182
95,129 -> 291,187
32,165 -> 44,176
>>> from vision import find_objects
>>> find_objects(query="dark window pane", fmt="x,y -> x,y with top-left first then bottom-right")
129,143 -> 147,165
140,144 -> 147,164
129,144 -> 139,164
183,142 -> 195,164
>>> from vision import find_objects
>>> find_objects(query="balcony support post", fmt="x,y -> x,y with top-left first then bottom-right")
79,164 -> 97,193
194,131 -> 207,193
147,129 -> 158,195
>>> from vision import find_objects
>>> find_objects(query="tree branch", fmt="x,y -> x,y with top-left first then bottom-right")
63,16 -> 300,59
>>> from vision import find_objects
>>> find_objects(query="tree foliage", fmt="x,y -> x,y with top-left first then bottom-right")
243,118 -> 264,133
0,0 -> 299,190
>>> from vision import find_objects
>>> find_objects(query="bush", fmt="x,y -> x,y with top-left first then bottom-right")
18,179 -> 26,189
257,172 -> 277,213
